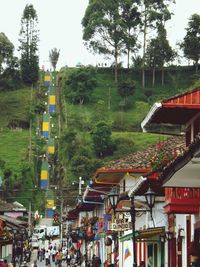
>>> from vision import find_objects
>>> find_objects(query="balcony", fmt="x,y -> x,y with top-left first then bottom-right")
164,187 -> 200,214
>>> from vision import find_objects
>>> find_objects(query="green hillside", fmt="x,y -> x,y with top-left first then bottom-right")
0,130 -> 29,174
0,66 -> 199,208
0,89 -> 32,128
0,88 -> 32,176
62,66 -> 196,133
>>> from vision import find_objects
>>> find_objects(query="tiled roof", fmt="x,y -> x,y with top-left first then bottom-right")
0,215 -> 26,228
100,136 -> 185,171
159,136 -> 200,185
0,199 -> 26,212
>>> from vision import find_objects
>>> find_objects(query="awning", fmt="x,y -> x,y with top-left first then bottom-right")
141,88 -> 200,132
141,102 -> 162,132
164,158 -> 200,187
120,227 -> 165,242
160,137 -> 200,187
128,174 -> 164,197
66,209 -> 78,221
94,169 -> 150,184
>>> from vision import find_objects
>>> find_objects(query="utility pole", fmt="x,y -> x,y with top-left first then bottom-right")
108,85 -> 111,110
60,190 -> 63,246
28,202 -> 32,237
29,84 -> 33,162
79,177 -> 84,196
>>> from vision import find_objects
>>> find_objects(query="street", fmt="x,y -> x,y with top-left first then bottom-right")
28,238 -> 68,267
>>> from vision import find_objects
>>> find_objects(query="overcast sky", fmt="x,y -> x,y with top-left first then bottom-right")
1,0 -> 200,70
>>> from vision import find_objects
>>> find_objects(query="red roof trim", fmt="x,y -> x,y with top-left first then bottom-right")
163,103 -> 200,109
162,88 -> 200,107
96,169 -> 151,174
162,87 -> 200,103
147,172 -> 159,179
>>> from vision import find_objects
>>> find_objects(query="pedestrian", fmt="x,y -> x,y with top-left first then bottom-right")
92,255 -> 101,267
52,247 -> 56,262
31,260 -> 37,267
42,248 -> 45,260
3,260 -> 7,267
67,253 -> 71,266
104,259 -> 109,267
56,249 -> 63,267
45,250 -> 50,266
20,261 -> 28,267
0,259 -> 7,267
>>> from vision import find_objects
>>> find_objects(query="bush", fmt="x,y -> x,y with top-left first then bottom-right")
113,138 -> 135,157
91,121 -> 116,157
144,88 -> 153,98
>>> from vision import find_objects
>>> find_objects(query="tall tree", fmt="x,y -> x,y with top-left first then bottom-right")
181,14 -> 200,74
119,0 -> 141,68
146,25 -> 175,87
118,79 -> 136,104
139,0 -> 175,88
82,0 -> 124,82
19,4 -> 39,85
65,67 -> 97,105
0,32 -> 14,74
91,121 -> 115,158
49,48 -> 60,71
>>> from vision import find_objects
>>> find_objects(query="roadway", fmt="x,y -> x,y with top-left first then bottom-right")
28,238 -> 68,267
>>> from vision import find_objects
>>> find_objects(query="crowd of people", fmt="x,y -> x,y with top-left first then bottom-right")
36,241 -> 78,267
35,242 -> 102,267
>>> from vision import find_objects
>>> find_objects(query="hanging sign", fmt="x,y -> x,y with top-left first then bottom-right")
110,218 -> 132,232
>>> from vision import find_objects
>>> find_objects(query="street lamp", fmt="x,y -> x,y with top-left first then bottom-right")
108,187 -> 156,267
144,187 -> 156,210
144,187 -> 156,227
12,229 -> 17,267
20,228 -> 26,264
108,191 -> 137,267
108,191 -> 118,214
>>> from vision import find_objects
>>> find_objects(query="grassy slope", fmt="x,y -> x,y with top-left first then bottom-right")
0,89 -> 31,127
0,89 -> 31,175
0,130 -> 29,173
0,66 -> 198,179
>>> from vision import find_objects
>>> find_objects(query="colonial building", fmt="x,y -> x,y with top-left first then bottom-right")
141,87 -> 200,266
66,136 -> 184,266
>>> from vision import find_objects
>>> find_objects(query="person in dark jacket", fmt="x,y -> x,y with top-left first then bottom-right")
92,255 -> 101,267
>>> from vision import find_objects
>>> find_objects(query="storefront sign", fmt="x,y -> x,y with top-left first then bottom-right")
110,218 -> 132,231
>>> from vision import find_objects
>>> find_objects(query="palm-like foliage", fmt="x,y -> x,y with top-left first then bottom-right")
49,48 -> 60,70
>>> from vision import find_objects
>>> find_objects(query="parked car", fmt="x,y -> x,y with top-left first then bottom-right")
31,236 -> 39,249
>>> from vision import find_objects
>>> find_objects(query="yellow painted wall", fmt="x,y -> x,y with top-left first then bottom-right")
41,170 -> 48,179
46,199 -> 54,209
42,122 -> 49,131
49,95 -> 56,105
44,75 -> 51,81
48,146 -> 55,154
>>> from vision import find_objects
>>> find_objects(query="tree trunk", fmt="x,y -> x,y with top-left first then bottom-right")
29,84 -> 33,162
152,67 -> 155,88
127,48 -> 130,69
114,47 -> 118,83
162,67 -> 164,87
142,4 -> 147,88
195,61 -> 198,74
142,69 -> 145,89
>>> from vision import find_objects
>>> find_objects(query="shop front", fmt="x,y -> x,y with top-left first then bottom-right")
119,227 -> 166,267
